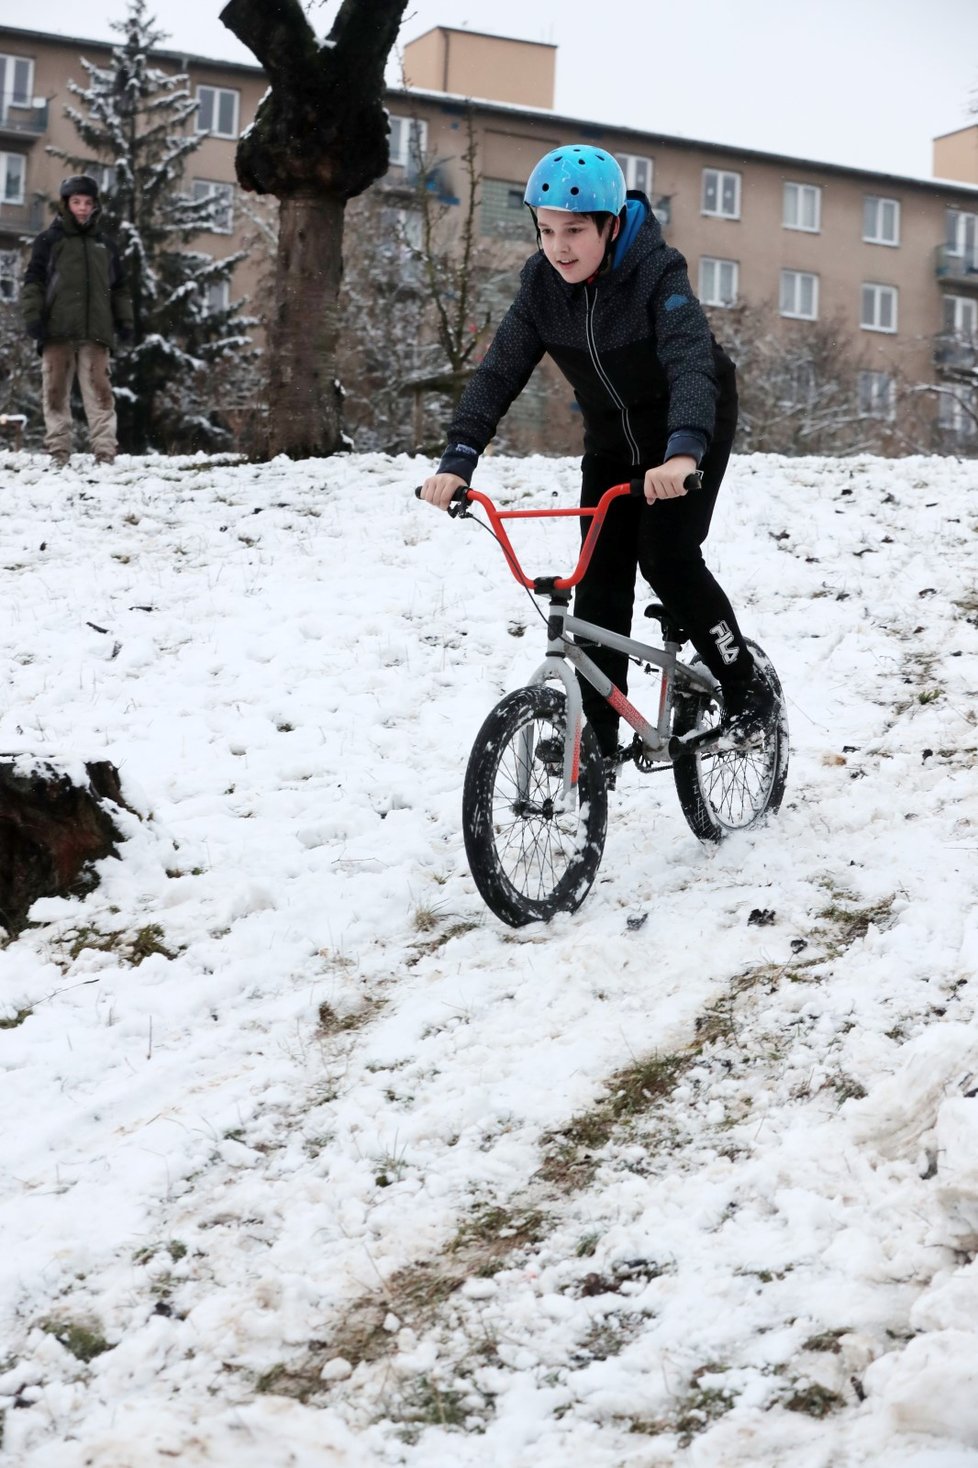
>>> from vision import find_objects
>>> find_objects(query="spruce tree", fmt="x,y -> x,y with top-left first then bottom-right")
50,0 -> 257,453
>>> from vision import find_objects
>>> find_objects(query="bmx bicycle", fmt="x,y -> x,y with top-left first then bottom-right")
419,478 -> 788,926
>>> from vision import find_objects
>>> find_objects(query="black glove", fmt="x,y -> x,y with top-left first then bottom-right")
26,320 -> 43,342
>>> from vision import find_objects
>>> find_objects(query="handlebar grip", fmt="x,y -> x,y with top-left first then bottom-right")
413,485 -> 471,517
629,470 -> 704,496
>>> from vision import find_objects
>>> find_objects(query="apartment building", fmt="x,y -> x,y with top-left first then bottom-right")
2,21 -> 977,453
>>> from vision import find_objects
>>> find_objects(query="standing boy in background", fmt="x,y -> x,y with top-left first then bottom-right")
22,174 -> 133,468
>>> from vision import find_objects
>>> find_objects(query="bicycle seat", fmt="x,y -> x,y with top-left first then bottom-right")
643,603 -> 688,645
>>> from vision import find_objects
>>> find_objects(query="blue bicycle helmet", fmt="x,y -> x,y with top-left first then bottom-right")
524,145 -> 626,214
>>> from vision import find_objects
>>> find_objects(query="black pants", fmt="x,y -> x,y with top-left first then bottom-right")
574,405 -> 750,755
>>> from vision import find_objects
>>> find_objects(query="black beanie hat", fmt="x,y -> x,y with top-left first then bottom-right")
60,174 -> 99,200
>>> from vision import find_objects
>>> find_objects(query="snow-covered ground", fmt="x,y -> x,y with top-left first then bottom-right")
1,446 -> 977,1467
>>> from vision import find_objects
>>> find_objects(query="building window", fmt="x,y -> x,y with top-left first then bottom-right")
944,293 -> 978,338
618,153 -> 653,196
702,168 -> 741,219
195,85 -> 239,139
857,370 -> 895,420
699,257 -> 738,307
651,196 -> 671,228
384,206 -> 423,251
193,179 -> 234,233
861,282 -> 898,333
939,294 -> 978,369
388,115 -> 427,172
780,269 -> 818,320
0,248 -> 18,301
0,151 -> 25,204
204,276 -> 229,314
783,182 -> 821,232
780,360 -> 816,408
863,195 -> 900,246
938,390 -> 977,437
0,54 -> 33,114
378,205 -> 423,279
481,178 -> 536,241
946,209 -> 978,267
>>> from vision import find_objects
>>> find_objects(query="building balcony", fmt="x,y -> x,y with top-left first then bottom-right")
935,333 -> 978,373
0,100 -> 49,142
935,245 -> 978,286
381,161 -> 458,205
0,195 -> 47,238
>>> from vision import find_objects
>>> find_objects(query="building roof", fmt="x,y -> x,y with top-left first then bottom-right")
406,25 -> 556,53
387,85 -> 978,198
0,22 -> 264,79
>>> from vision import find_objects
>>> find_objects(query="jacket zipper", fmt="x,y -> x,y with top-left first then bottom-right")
584,283 -> 640,464
84,232 -> 92,340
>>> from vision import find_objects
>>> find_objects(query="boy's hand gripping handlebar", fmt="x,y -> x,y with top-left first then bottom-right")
414,473 -> 703,590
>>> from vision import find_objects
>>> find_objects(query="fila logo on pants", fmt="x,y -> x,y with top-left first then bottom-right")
710,620 -> 741,666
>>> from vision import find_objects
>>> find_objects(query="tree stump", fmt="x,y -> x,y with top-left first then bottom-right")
0,760 -> 128,936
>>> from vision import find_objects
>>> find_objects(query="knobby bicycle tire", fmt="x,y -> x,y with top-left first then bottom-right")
671,640 -> 789,844
462,685 -> 608,926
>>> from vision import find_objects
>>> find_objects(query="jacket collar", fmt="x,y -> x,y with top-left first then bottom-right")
610,194 -> 651,270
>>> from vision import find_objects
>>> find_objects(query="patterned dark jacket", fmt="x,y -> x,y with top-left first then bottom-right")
22,201 -> 133,350
439,195 -> 735,482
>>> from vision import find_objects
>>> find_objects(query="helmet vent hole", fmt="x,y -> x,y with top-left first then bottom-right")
570,186 -> 579,195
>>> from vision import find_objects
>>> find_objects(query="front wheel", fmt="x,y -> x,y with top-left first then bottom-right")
462,685 -> 608,926
671,640 -> 788,844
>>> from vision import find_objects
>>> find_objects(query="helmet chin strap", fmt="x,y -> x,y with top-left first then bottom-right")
597,213 -> 623,275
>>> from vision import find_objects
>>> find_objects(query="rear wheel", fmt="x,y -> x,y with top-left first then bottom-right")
671,640 -> 788,844
462,685 -> 608,926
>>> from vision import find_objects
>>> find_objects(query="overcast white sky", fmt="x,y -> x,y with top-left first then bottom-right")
4,0 -> 978,180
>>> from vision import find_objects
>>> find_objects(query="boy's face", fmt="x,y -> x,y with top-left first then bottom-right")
536,207 -> 618,284
67,193 -> 95,224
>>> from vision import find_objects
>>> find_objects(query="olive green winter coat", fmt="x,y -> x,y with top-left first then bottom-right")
22,201 -> 133,349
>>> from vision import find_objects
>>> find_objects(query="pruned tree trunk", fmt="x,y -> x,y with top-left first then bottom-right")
268,192 -> 345,459
220,0 -> 409,460
0,760 -> 127,936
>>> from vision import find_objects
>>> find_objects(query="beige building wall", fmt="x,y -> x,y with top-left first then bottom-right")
403,28 -> 555,110
934,125 -> 978,185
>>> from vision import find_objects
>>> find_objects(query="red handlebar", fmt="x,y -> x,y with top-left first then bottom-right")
415,471 -> 702,590
462,481 -> 646,590
466,484 -> 701,593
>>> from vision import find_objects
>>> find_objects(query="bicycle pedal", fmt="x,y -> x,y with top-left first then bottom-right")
669,724 -> 761,759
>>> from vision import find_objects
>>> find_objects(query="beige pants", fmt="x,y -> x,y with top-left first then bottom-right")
42,342 -> 118,460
